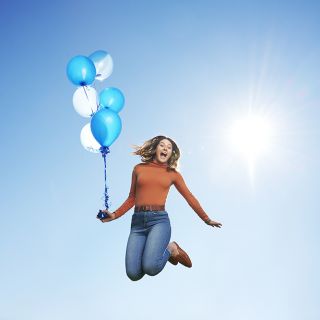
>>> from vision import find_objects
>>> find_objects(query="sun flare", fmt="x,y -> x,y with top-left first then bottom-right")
227,114 -> 275,184
225,114 -> 275,184
227,114 -> 274,161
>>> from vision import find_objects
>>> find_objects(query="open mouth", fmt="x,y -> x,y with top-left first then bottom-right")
160,152 -> 167,159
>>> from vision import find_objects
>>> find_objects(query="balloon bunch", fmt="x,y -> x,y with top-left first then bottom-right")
66,50 -> 125,212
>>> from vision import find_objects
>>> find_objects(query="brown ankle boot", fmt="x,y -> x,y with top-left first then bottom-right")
168,242 -> 192,268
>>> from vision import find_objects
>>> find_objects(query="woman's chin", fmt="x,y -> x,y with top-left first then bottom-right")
155,157 -> 167,163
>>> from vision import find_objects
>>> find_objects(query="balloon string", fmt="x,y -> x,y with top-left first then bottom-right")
100,146 -> 111,209
90,81 -> 99,111
83,85 -> 95,116
83,85 -> 89,99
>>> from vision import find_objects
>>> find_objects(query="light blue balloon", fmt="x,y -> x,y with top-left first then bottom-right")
89,50 -> 108,64
90,108 -> 122,147
66,55 -> 96,86
89,50 -> 113,81
99,87 -> 125,113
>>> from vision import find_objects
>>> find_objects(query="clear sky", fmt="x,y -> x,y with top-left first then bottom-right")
1,0 -> 319,319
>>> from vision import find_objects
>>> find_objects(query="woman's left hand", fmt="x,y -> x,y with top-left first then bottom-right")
206,219 -> 222,228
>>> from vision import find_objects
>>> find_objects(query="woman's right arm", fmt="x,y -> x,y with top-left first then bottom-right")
100,166 -> 137,222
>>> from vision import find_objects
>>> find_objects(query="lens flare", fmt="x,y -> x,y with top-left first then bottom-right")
228,114 -> 273,159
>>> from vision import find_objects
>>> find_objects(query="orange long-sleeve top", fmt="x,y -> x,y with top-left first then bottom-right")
113,160 -> 209,222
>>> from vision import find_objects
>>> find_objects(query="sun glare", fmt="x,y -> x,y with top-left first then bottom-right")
226,114 -> 275,185
228,115 -> 273,159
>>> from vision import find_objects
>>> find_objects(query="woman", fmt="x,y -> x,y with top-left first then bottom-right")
98,135 -> 222,281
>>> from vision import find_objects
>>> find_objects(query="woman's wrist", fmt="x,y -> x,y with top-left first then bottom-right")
205,218 -> 211,224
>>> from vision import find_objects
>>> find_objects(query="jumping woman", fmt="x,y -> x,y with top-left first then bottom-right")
97,135 -> 222,281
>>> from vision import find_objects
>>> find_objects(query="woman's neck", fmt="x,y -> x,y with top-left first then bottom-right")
150,159 -> 168,168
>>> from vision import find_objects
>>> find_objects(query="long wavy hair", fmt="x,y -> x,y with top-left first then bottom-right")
131,135 -> 181,171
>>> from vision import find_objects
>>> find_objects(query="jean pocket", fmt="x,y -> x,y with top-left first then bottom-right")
131,214 -> 137,224
131,214 -> 141,227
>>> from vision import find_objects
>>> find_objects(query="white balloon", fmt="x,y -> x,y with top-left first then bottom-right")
73,86 -> 98,118
90,51 -> 113,81
80,123 -> 101,153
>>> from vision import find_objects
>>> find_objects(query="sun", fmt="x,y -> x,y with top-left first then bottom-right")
226,114 -> 274,181
228,114 -> 273,158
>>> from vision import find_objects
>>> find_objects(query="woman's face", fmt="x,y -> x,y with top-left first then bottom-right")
154,139 -> 173,164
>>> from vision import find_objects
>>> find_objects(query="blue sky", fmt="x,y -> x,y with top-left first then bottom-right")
1,0 -> 319,319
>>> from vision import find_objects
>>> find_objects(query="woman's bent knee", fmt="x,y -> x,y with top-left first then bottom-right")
143,263 -> 161,277
126,271 -> 144,281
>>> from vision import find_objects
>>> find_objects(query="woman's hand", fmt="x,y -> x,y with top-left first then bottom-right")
97,210 -> 116,223
206,218 -> 222,228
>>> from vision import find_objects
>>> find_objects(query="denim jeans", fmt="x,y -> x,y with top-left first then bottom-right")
125,210 -> 171,281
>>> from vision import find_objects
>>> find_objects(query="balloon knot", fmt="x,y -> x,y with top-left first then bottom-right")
100,146 -> 110,156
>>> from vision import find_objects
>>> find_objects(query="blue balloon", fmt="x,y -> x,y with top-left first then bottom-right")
99,87 -> 125,113
66,55 -> 96,86
91,108 -> 122,147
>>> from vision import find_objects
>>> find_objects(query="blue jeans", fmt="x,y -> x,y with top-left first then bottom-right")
125,210 -> 171,281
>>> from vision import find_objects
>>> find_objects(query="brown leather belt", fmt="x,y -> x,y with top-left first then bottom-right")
134,205 -> 165,212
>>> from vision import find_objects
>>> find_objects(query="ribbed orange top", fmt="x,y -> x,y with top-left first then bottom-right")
113,160 -> 209,222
